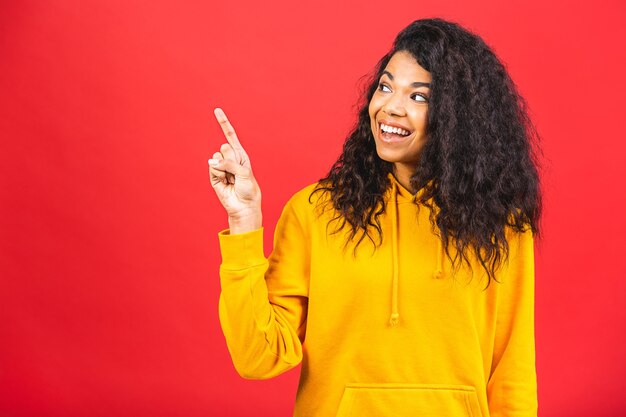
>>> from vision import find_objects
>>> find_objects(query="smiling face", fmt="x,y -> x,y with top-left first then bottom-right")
368,50 -> 432,186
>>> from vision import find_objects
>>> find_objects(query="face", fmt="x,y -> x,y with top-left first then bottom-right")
368,50 -> 432,178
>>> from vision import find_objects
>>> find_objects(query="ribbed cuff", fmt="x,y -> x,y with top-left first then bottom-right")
218,227 -> 265,270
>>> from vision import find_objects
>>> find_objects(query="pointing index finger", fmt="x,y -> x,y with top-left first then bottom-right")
214,108 -> 244,151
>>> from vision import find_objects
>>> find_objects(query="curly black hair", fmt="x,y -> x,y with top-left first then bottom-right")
310,17 -> 542,289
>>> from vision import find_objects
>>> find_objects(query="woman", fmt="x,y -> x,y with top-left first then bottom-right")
209,17 -> 541,417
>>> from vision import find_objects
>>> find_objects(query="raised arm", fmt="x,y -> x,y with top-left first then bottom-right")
209,108 -> 308,379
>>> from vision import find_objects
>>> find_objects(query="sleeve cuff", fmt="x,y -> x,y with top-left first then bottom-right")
218,227 -> 266,270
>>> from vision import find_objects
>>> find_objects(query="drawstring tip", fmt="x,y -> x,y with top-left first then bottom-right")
389,313 -> 400,327
433,270 -> 443,279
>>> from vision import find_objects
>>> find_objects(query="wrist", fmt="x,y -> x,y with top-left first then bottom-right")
228,210 -> 262,234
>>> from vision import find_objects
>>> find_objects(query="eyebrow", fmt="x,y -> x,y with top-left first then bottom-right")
381,70 -> 431,88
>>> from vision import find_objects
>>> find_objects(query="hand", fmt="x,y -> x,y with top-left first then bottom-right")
209,108 -> 262,233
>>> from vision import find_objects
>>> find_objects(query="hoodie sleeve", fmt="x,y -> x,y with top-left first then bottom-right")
487,228 -> 538,417
217,196 -> 310,380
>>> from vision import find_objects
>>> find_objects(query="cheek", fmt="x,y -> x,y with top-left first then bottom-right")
368,96 -> 383,118
367,101 -> 376,121
410,109 -> 429,129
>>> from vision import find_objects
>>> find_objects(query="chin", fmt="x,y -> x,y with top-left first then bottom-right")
374,143 -> 403,164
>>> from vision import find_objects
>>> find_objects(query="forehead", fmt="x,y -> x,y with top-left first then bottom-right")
383,51 -> 432,83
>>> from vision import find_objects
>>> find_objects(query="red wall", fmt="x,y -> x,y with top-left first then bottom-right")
1,1 -> 625,416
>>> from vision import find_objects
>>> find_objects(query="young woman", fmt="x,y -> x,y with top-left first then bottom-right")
209,17 -> 541,417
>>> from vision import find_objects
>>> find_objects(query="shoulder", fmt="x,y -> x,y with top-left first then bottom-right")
278,181 -> 336,228
499,224 -> 535,278
284,181 -> 331,212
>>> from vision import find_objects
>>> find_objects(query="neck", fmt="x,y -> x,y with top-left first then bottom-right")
392,163 -> 416,193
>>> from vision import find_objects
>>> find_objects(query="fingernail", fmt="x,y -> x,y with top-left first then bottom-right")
208,159 -> 219,166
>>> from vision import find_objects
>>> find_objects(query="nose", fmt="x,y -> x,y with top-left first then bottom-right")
382,92 -> 407,117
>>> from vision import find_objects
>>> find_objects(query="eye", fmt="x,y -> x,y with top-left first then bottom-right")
411,93 -> 429,103
377,82 -> 391,93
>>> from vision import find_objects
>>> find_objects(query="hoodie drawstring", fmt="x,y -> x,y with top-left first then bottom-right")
387,174 -> 446,327
433,236 -> 445,280
389,180 -> 400,327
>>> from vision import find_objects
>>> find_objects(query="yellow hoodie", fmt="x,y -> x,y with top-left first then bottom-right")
217,173 -> 537,417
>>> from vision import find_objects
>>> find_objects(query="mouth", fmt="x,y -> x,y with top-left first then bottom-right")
377,122 -> 413,143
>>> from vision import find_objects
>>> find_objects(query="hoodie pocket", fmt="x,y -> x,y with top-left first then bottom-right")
335,383 -> 483,417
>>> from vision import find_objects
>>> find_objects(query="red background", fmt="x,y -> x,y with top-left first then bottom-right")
1,1 -> 625,416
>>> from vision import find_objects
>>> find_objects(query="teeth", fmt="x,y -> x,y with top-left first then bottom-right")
380,123 -> 410,136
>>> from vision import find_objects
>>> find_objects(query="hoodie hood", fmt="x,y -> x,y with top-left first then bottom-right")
386,173 -> 446,327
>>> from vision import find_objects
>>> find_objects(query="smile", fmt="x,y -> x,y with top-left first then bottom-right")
380,123 -> 411,136
377,122 -> 413,143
